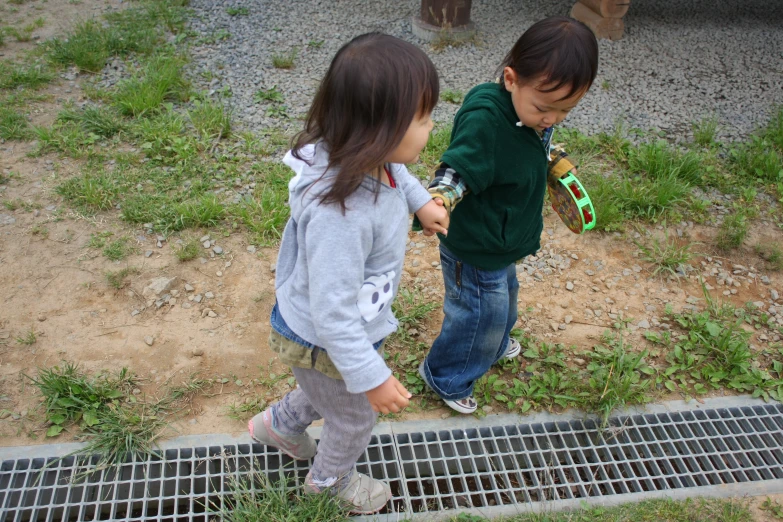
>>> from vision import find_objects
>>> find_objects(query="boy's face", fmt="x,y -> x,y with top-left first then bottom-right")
386,112 -> 434,164
503,67 -> 587,131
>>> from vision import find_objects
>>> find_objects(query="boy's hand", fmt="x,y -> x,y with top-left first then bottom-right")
365,375 -> 411,414
415,199 -> 449,236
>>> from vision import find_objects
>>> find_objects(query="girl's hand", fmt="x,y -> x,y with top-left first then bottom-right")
415,199 -> 449,236
365,375 -> 411,414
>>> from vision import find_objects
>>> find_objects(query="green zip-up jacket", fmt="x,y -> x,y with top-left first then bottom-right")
439,83 -> 548,270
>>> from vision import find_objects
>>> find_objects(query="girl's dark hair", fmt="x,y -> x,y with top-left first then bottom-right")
500,16 -> 598,99
292,33 -> 439,210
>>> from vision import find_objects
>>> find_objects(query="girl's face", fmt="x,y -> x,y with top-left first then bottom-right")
386,112 -> 434,164
503,68 -> 586,131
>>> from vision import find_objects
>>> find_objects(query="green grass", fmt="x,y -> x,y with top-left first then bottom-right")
226,6 -> 249,16
635,229 -> 696,277
627,140 -> 703,187
228,162 -> 291,245
103,237 -> 136,261
0,106 -> 29,140
226,395 -> 266,421
106,266 -> 139,289
57,105 -> 124,138
16,327 -> 37,345
440,89 -> 463,104
174,236 -> 201,261
762,105 -> 783,151
254,86 -> 284,104
219,473 -> 349,522
112,54 -> 189,117
0,62 -> 54,90
271,48 -> 297,69
761,497 -> 783,520
715,211 -> 748,251
57,172 -> 120,213
755,242 -> 783,270
692,116 -> 720,147
187,98 -> 231,139
27,361 -> 209,468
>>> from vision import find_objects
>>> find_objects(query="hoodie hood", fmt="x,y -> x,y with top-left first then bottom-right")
282,143 -> 333,222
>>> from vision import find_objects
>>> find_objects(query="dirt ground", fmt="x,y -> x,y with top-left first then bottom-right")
1,1 -> 783,518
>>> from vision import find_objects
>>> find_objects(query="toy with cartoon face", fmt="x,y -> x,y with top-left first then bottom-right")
357,271 -> 396,323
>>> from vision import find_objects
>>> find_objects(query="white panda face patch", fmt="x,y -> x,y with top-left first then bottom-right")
357,271 -> 396,323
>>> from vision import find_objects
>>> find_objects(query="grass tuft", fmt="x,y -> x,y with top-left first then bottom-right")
16,327 -> 37,345
103,237 -> 137,261
716,211 -> 748,251
271,48 -> 297,69
635,229 -> 696,278
0,107 -> 30,140
174,236 -> 201,261
57,105 -> 124,138
692,116 -> 720,147
113,55 -> 189,117
187,98 -> 231,139
440,89 -> 463,104
106,266 -> 140,289
0,62 -> 54,90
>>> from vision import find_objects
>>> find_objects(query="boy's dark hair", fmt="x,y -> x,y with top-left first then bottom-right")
293,33 -> 439,210
500,16 -> 598,99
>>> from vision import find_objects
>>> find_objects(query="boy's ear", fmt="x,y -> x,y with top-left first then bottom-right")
502,67 -> 518,91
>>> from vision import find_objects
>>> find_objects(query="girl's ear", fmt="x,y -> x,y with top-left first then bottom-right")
502,67 -> 518,92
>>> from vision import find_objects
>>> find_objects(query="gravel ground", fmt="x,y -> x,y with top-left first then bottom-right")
186,0 -> 783,142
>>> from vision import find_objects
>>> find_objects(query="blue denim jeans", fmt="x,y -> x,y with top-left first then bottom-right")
421,245 -> 519,400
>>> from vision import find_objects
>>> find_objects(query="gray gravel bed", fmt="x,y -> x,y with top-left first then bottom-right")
186,0 -> 783,142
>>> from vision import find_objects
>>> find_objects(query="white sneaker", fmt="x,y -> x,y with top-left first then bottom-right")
419,361 -> 477,414
503,338 -> 521,359
304,470 -> 391,515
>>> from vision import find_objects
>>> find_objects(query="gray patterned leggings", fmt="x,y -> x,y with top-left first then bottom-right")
271,364 -> 378,482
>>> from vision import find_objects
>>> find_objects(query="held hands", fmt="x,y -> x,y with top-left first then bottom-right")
365,375 -> 412,414
415,199 -> 449,237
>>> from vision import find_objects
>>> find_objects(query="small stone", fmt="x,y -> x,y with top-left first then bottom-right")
213,246 -> 224,255
772,289 -> 780,301
247,245 -> 256,253
637,319 -> 650,329
216,271 -> 223,277
208,310 -> 218,318
182,302 -> 192,309
144,336 -> 154,346
156,241 -> 163,248
145,250 -> 153,258
566,281 -> 574,291
200,235 -> 210,242
131,309 -> 140,316
564,315 -> 573,324
574,358 -> 586,365
205,291 -> 214,299
550,322 -> 559,332
133,388 -> 141,395
142,277 -> 177,299
194,294 -> 203,303
192,348 -> 204,356
412,260 -> 420,267
482,405 -> 493,413
185,284 -> 194,292
431,261 -> 439,267
203,240 -> 211,248
270,263 -> 277,273
37,314 -> 46,322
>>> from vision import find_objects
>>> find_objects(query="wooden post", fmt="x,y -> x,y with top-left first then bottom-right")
412,0 -> 475,43
571,0 -> 630,40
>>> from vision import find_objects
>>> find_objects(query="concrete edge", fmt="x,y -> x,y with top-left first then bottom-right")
1,395 -> 777,461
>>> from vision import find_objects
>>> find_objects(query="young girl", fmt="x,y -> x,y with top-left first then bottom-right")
419,16 -> 599,414
248,33 -> 447,514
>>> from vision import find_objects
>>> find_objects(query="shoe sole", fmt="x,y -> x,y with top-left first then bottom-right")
346,489 -> 393,515
248,419 -> 314,461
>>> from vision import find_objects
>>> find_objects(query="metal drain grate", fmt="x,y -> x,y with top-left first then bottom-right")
2,399 -> 782,521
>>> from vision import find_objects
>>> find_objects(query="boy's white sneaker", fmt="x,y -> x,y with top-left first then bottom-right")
503,338 -> 521,359
418,361 -> 478,414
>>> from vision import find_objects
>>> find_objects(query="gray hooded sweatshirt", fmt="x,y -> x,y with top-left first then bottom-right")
275,143 -> 432,394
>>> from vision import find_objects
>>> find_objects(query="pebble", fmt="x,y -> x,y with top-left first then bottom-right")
213,246 -> 224,255
247,245 -> 256,253
637,319 -> 651,329
566,281 -> 574,291
208,310 -> 218,318
145,250 -> 153,258
772,289 -> 780,301
205,291 -> 214,299
144,336 -> 154,346
203,240 -> 211,248
185,283 -> 195,292
192,348 -> 204,356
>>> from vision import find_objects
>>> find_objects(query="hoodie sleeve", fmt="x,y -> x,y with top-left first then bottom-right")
391,163 -> 433,214
440,108 -> 498,194
303,205 -> 392,394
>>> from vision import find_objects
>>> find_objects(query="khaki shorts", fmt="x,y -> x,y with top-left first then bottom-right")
268,329 -> 385,381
